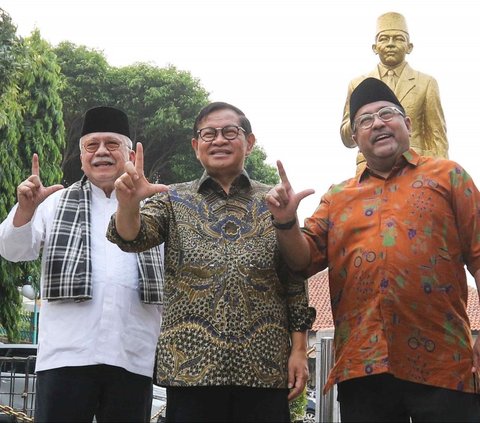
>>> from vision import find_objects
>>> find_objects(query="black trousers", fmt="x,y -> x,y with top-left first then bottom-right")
165,386 -> 290,422
34,365 -> 153,423
337,373 -> 480,422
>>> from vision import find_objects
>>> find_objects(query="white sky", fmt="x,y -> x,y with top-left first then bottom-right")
3,0 -> 479,222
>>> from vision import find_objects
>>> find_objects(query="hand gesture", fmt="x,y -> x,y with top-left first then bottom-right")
14,154 -> 64,226
266,160 -> 315,223
114,142 -> 168,211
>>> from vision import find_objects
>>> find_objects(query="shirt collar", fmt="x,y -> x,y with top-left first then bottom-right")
357,148 -> 420,182
195,169 -> 252,193
378,62 -> 407,78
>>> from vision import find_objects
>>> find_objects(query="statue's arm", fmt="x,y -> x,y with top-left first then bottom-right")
424,76 -> 449,158
340,81 -> 356,148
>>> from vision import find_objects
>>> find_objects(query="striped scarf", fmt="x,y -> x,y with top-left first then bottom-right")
43,176 -> 163,303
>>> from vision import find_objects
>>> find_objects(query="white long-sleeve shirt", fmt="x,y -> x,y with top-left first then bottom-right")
0,184 -> 162,377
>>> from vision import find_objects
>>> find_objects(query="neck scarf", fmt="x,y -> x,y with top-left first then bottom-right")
43,176 -> 163,303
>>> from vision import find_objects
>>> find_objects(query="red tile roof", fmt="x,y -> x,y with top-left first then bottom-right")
308,271 -> 480,332
308,271 -> 333,331
467,286 -> 480,332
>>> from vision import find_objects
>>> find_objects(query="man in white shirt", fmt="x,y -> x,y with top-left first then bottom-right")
0,106 -> 163,422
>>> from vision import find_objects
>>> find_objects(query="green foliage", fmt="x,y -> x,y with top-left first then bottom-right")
52,44 -> 210,185
0,13 -> 64,342
109,63 -> 209,183
53,42 -> 111,185
0,8 -> 20,96
20,29 -> 65,185
0,8 -> 24,342
246,145 -> 279,185
289,387 -> 308,422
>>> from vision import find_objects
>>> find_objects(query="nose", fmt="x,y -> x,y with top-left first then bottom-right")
372,112 -> 387,127
386,36 -> 396,45
211,132 -> 228,143
96,142 -> 111,153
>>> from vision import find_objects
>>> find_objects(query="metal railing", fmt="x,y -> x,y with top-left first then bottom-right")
315,336 -> 340,422
0,355 -> 36,422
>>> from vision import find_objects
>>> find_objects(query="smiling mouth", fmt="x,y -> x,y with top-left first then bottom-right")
93,161 -> 115,167
373,134 -> 392,143
210,151 -> 231,156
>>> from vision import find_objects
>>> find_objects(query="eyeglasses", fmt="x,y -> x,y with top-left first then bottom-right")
196,125 -> 246,142
353,106 -> 405,131
82,140 -> 125,153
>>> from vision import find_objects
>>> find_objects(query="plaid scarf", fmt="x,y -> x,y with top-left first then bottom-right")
43,176 -> 163,304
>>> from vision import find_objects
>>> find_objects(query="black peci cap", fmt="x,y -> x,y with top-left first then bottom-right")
350,77 -> 404,127
81,106 -> 130,138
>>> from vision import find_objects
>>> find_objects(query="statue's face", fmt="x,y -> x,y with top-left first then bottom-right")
373,30 -> 412,67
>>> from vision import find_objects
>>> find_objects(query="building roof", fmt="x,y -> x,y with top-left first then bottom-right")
308,271 -> 480,332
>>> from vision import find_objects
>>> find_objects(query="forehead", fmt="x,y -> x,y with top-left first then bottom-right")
199,109 -> 241,127
376,30 -> 408,40
356,101 -> 396,117
82,132 -> 125,142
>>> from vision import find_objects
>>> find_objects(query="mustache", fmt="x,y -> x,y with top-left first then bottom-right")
91,157 -> 116,165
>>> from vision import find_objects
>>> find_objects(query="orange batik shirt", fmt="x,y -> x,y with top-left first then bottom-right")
304,149 -> 480,394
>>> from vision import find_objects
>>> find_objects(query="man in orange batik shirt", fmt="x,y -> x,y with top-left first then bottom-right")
266,78 -> 480,421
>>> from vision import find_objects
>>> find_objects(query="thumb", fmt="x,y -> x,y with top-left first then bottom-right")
296,189 -> 315,203
44,184 -> 64,197
150,183 -> 169,195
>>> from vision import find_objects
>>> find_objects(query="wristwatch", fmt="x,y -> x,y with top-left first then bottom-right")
271,215 -> 297,230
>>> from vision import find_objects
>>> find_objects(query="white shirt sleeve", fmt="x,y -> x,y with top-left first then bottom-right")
0,191 -> 62,262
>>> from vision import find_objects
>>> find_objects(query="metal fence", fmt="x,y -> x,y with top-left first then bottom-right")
0,355 -> 36,422
315,336 -> 340,423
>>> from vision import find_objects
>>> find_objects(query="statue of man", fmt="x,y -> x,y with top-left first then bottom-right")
340,12 -> 448,172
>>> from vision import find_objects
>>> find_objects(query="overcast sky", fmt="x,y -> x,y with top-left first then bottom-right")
3,0 -> 479,224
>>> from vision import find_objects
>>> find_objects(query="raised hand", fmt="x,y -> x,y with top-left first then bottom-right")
266,160 -> 315,223
114,142 -> 169,211
14,154 -> 64,226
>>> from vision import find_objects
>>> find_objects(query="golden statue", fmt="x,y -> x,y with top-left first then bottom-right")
340,12 -> 448,171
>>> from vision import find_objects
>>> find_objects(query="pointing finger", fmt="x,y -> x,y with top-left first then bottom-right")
134,142 -> 144,176
31,154 -> 39,177
276,160 -> 291,189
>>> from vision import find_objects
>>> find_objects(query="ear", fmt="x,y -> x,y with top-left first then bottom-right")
404,116 -> 413,134
406,42 -> 414,54
351,133 -> 358,146
245,133 -> 256,156
191,138 -> 200,159
129,149 -> 136,162
372,44 -> 378,55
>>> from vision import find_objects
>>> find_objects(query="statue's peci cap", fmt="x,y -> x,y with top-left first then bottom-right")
376,12 -> 409,38
350,78 -> 404,127
81,106 -> 130,138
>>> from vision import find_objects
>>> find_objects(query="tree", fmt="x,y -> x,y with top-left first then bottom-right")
19,29 -> 65,186
108,63 -> 209,183
245,145 -> 279,185
53,42 -> 111,185
0,15 -> 64,342
0,8 -> 24,342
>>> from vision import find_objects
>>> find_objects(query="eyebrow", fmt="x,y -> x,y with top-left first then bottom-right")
84,137 -> 122,142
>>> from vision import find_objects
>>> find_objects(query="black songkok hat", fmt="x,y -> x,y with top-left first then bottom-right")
349,77 -> 404,127
81,106 -> 130,138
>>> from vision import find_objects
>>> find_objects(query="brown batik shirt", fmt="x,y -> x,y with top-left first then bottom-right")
107,171 -> 315,388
